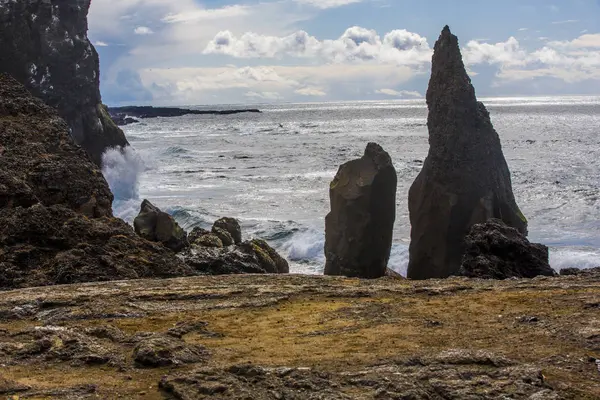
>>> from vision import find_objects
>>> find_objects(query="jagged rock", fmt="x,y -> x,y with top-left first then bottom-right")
0,0 -> 129,165
324,143 -> 397,279
407,26 -> 527,280
134,200 -> 188,252
183,240 -> 289,275
0,74 -> 113,217
213,218 -> 242,245
459,219 -> 556,279
212,227 -> 235,247
0,204 -> 195,289
133,334 -> 209,367
0,75 -> 195,289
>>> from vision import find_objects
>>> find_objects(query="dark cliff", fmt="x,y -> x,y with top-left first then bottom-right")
0,0 -> 129,165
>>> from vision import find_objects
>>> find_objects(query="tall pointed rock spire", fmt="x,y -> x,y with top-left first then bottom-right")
407,26 -> 528,280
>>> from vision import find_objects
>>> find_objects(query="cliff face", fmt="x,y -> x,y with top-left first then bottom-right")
0,0 -> 128,165
0,74 -> 193,289
407,26 -> 527,280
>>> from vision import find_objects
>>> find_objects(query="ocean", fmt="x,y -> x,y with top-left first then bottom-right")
102,97 -> 600,276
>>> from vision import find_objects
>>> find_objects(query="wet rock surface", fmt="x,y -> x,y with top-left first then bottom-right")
408,26 -> 527,280
325,143 -> 397,278
0,1 -> 129,165
0,74 -> 194,290
0,273 -> 599,398
460,219 -> 557,279
134,200 -> 188,252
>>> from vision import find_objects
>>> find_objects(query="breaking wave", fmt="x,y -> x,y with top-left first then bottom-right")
101,146 -> 146,223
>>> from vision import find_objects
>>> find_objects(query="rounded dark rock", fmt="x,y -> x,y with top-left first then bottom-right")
134,200 -> 188,252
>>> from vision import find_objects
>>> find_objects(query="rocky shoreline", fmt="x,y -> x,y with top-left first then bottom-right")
108,106 -> 262,126
0,1 -> 598,396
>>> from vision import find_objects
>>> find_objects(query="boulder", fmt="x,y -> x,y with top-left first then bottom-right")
213,217 -> 242,245
0,0 -> 129,165
459,219 -> 556,279
0,75 -> 195,289
324,143 -> 397,279
134,200 -> 188,252
184,239 -> 289,275
407,26 -> 527,280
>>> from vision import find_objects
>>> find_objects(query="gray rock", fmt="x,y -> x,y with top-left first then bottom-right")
407,26 -> 527,280
324,143 -> 397,279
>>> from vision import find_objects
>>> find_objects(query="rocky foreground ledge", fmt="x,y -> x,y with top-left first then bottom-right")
1,271 -> 599,399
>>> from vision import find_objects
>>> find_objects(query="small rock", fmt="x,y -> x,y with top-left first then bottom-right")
133,335 -> 209,367
212,227 -> 235,247
213,218 -> 242,245
134,200 -> 188,252
196,234 -> 224,248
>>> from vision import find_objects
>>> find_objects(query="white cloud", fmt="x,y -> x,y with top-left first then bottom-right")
518,28 -> 528,32
295,87 -> 327,96
375,89 -> 422,97
134,26 -> 154,35
204,27 -> 432,65
295,0 -> 364,9
162,5 -> 249,23
136,64 -> 418,104
551,19 -> 579,25
95,41 -> 109,47
245,91 -> 284,101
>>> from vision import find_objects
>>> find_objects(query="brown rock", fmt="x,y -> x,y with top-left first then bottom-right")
0,75 -> 195,289
0,74 -> 113,217
133,334 -> 209,367
134,200 -> 188,252
324,143 -> 397,279
407,26 -> 527,280
213,217 -> 242,245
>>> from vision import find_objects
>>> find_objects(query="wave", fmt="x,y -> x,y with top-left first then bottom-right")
549,247 -> 600,272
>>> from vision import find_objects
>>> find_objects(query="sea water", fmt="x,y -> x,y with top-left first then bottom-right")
103,98 -> 600,275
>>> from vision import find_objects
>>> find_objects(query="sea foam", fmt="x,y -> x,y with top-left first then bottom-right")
101,146 -> 146,223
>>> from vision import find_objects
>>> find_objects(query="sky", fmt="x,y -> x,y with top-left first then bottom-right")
87,0 -> 600,106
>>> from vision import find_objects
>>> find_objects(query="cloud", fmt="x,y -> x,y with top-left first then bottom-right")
162,5 -> 249,23
295,0 -> 364,9
204,27 -> 432,65
518,28 -> 528,31
95,41 -> 109,47
245,91 -> 283,101
464,33 -> 600,85
135,63 -> 418,104
134,26 -> 154,35
375,89 -> 422,97
295,87 -> 327,96
551,19 -> 579,25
